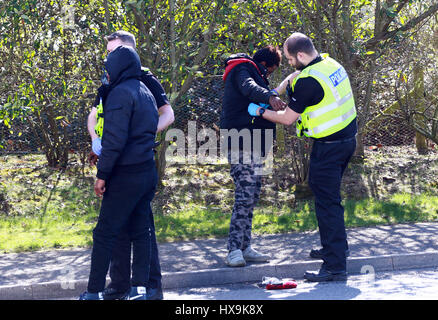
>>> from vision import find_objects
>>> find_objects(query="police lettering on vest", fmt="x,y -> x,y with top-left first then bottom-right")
291,54 -> 356,139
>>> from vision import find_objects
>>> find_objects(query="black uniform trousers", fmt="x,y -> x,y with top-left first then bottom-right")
87,162 -> 157,293
308,137 -> 356,273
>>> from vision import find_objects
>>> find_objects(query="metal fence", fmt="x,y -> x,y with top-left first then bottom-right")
0,76 -> 416,157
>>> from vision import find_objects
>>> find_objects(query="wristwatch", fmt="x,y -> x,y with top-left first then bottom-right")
259,107 -> 266,118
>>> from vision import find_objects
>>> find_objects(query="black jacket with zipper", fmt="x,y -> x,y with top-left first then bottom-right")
97,46 -> 158,181
220,53 -> 276,155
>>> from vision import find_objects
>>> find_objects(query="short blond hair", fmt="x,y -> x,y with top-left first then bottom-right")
105,30 -> 136,48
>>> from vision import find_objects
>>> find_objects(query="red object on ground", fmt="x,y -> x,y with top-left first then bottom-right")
266,281 -> 297,290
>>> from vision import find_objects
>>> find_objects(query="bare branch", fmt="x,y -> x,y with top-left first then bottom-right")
367,2 -> 438,49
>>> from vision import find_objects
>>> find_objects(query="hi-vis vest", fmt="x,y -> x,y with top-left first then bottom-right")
291,54 -> 356,139
94,66 -> 150,138
94,97 -> 104,138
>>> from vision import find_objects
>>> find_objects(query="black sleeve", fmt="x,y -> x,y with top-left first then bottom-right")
96,87 -> 133,181
235,66 -> 273,104
140,72 -> 170,109
288,77 -> 324,114
93,93 -> 100,108
93,84 -> 111,108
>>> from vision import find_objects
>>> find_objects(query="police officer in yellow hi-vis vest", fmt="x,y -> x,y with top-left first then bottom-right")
248,32 -> 357,282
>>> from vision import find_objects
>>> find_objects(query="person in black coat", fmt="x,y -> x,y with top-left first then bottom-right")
80,46 -> 158,300
220,46 -> 286,267
87,30 -> 172,300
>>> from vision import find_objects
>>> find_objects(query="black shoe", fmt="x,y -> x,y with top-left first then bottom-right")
102,287 -> 130,300
147,287 -> 164,300
79,291 -> 103,300
128,286 -> 148,300
304,268 -> 347,282
309,248 -> 350,259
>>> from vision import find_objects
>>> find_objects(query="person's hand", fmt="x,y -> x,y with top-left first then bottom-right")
94,179 -> 106,198
248,103 -> 264,116
88,151 -> 99,166
92,137 -> 102,156
269,95 -> 287,111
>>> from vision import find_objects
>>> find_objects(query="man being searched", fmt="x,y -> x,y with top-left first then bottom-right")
87,31 -> 173,300
248,33 -> 357,282
80,45 -> 159,300
220,45 -> 287,267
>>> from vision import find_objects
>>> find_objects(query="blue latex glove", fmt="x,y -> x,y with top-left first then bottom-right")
92,137 -> 102,156
248,103 -> 269,116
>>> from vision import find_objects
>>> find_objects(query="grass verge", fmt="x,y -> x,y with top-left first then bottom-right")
0,154 -> 437,253
1,192 -> 437,252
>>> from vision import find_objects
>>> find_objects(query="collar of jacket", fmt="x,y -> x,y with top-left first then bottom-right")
301,55 -> 323,71
222,57 -> 265,82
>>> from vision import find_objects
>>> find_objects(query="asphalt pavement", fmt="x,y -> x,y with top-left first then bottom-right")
1,222 -> 438,300
163,267 -> 438,300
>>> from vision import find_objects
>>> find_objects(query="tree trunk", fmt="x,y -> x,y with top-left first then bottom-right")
415,132 -> 428,154
155,131 -> 169,189
103,0 -> 112,33
276,124 -> 285,157
413,66 -> 428,154
353,130 -> 365,161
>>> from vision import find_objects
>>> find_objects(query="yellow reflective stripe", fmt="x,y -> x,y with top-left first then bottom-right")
311,106 -> 356,135
307,92 -> 353,119
94,98 -> 104,138
296,115 -> 303,137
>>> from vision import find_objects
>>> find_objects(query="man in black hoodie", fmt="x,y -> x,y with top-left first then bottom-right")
220,46 -> 286,267
88,30 -> 170,301
80,46 -> 158,300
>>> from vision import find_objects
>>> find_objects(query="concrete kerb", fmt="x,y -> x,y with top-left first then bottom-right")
1,251 -> 438,300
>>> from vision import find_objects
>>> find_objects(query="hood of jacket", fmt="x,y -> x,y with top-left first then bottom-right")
222,53 -> 266,83
105,45 -> 142,88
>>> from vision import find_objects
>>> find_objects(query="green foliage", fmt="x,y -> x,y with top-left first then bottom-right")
0,0 -> 109,165
1,0 -> 437,164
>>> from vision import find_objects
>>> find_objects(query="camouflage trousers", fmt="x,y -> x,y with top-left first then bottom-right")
227,152 -> 264,252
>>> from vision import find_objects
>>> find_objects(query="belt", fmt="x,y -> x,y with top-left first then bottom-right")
314,135 -> 356,144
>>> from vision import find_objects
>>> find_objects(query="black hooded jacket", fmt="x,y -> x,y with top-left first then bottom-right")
220,54 -> 276,156
96,46 -> 158,181
220,53 -> 276,131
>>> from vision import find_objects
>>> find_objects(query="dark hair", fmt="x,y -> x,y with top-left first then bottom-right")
105,30 -> 136,48
253,45 -> 282,68
284,32 -> 316,56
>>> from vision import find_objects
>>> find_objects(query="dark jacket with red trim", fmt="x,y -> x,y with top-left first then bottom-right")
220,53 -> 276,132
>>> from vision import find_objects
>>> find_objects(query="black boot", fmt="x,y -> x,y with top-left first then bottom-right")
102,286 -> 130,300
147,287 -> 164,300
304,267 -> 347,282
